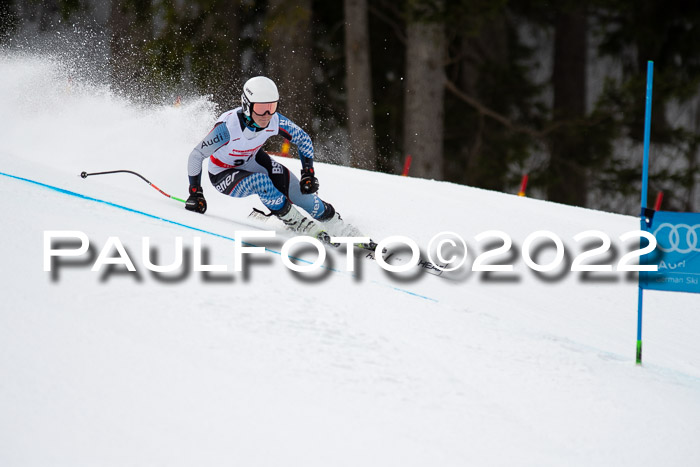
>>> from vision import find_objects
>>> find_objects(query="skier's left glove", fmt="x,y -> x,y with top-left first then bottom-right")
299,167 -> 319,194
185,185 -> 207,214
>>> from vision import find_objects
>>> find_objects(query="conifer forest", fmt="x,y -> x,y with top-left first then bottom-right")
2,0 -> 700,214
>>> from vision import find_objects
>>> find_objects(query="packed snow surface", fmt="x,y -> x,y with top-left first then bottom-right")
2,53 -> 700,466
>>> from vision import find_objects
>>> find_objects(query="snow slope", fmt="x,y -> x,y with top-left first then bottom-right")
2,53 -> 700,467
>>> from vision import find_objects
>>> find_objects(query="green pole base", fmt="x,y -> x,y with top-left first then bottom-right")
636,340 -> 643,365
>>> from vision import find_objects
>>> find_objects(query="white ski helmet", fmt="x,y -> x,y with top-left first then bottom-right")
241,76 -> 279,118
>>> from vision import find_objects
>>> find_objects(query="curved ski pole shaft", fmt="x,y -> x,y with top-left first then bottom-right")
80,170 -> 186,203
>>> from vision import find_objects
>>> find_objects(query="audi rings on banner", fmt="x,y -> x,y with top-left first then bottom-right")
652,223 -> 700,253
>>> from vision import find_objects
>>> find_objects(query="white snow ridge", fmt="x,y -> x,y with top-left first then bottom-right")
1,53 -> 700,467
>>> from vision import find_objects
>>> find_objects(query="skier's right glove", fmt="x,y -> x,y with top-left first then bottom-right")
299,167 -> 319,194
185,186 -> 207,214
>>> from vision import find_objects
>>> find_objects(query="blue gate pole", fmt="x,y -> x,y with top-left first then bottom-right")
637,60 -> 654,365
641,60 -> 654,210
636,287 -> 644,364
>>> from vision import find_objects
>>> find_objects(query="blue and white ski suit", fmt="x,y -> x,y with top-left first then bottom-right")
187,108 -> 326,218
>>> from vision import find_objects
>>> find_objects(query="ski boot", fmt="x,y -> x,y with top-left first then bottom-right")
273,201 -> 332,244
318,203 -> 378,251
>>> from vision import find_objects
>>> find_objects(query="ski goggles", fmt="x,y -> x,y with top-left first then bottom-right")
251,102 -> 278,116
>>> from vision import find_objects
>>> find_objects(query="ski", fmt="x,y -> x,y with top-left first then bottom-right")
249,208 -> 455,280
362,249 -> 453,279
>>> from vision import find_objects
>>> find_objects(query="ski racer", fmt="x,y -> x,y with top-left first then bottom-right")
185,75 -> 368,245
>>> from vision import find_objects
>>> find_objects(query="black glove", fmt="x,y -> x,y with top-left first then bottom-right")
185,185 -> 207,213
299,167 -> 319,194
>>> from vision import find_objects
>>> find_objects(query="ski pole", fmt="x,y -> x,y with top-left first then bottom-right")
80,170 -> 186,203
